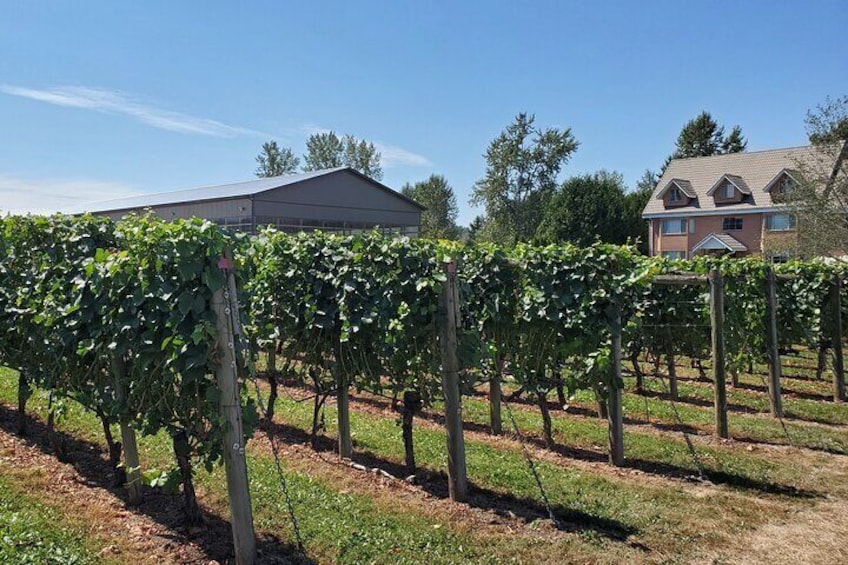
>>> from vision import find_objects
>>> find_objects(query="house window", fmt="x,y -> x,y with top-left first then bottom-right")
668,187 -> 682,202
770,253 -> 790,264
765,213 -> 796,232
723,183 -> 735,198
662,250 -> 686,260
661,218 -> 688,235
722,217 -> 743,231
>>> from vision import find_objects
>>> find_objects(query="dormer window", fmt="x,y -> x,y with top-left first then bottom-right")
659,179 -> 696,208
764,169 -> 800,202
669,187 -> 683,202
707,174 -> 750,202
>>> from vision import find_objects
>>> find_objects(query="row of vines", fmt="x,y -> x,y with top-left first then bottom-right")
1,214 -> 846,532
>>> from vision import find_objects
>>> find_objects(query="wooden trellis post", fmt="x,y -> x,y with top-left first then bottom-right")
709,269 -> 728,438
607,309 -> 625,466
213,254 -> 257,565
831,276 -> 845,402
438,262 -> 468,502
765,267 -> 783,418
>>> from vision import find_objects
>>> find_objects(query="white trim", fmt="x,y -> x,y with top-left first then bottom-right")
643,205 -> 788,220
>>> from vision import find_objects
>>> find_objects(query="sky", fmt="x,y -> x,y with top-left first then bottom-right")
1,1 -> 846,225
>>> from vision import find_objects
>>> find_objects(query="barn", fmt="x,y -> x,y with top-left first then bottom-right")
70,167 -> 424,235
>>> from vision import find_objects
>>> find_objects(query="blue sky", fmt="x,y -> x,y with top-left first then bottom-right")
1,1 -> 846,225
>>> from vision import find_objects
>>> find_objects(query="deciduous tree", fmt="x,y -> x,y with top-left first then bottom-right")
470,113 -> 578,245
255,140 -> 299,177
303,131 -> 383,180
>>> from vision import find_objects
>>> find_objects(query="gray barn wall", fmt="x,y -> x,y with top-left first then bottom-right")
254,170 -> 421,226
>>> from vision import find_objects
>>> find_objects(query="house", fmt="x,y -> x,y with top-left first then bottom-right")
68,167 -> 424,235
642,146 -> 819,260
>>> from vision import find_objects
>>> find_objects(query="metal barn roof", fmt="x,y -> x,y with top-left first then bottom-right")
67,167 -> 424,214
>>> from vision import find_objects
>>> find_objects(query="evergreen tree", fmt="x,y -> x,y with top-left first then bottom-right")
672,111 -> 747,159
401,174 -> 459,239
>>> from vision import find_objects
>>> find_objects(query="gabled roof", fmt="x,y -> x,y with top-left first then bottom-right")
763,168 -> 801,193
66,167 -> 425,214
692,232 -> 748,254
705,173 -> 751,196
643,145 -> 821,218
656,178 -> 697,199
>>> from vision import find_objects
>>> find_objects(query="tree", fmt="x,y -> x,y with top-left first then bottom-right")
303,131 -> 383,180
470,113 -> 578,245
672,111 -> 747,159
255,140 -> 299,177
401,175 -> 459,239
535,171 -> 629,246
622,170 -> 657,254
784,96 -> 848,257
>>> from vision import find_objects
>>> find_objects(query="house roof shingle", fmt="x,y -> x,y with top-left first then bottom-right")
643,145 -> 820,218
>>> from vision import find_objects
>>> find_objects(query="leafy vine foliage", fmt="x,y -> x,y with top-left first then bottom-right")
0,214 -> 254,525
1,214 -> 846,525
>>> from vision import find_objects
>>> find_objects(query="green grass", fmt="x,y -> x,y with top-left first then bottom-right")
0,360 -> 843,564
0,369 -> 567,564
0,475 -> 100,565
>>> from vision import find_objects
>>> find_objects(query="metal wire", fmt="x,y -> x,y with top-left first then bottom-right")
502,397 -> 563,530
223,284 -> 305,551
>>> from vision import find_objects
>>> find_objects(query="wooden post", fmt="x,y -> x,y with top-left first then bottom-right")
765,266 -> 783,418
709,269 -> 728,439
831,277 -> 845,402
607,310 -> 625,466
489,356 -> 503,435
666,349 -> 678,400
111,354 -> 143,506
213,255 -> 257,565
335,338 -> 352,459
438,262 -> 468,502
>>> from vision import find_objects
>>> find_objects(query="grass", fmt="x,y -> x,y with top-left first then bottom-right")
0,475 -> 102,565
0,352 -> 846,564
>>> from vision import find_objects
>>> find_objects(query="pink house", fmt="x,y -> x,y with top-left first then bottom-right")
642,146 -> 816,260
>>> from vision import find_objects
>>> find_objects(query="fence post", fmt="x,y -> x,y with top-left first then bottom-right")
213,254 -> 257,565
110,354 -> 143,506
709,269 -> 728,438
831,277 -> 845,402
335,337 -> 353,459
607,309 -> 625,466
438,262 -> 468,502
489,357 -> 503,435
765,266 -> 783,418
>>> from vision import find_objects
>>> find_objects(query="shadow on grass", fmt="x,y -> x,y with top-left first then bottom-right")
265,401 -> 820,521
0,403 -> 314,565
730,381 -> 836,403
263,419 -> 642,546
347,390 -> 834,491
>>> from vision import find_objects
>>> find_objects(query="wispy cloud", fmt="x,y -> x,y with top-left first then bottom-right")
1,85 -> 267,137
374,142 -> 431,167
0,175 -> 142,215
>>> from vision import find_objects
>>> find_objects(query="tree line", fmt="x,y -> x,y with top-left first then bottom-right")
253,97 -> 847,254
